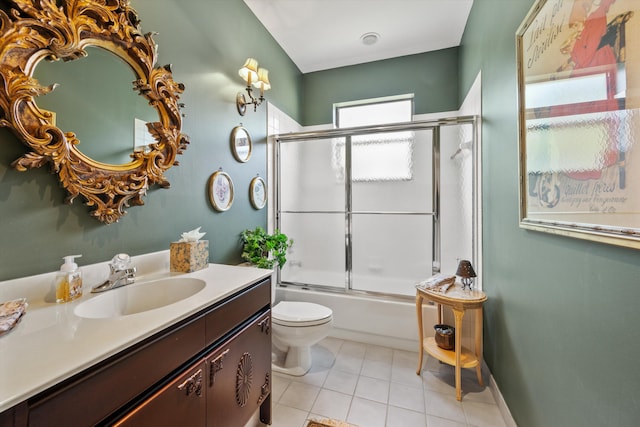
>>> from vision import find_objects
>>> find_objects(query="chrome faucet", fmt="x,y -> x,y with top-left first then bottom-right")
91,253 -> 136,293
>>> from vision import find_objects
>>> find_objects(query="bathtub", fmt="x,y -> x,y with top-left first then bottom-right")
275,284 -> 439,352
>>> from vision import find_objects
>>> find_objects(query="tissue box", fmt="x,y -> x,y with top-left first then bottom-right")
170,240 -> 209,272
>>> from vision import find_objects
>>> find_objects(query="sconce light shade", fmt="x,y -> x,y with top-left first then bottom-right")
253,68 -> 271,92
456,260 -> 476,290
238,57 -> 259,85
236,57 -> 271,116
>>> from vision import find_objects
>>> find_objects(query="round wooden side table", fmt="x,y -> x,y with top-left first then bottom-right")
416,285 -> 487,401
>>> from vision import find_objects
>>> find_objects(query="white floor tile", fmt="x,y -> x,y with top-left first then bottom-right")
458,370 -> 494,404
333,353 -> 364,375
278,381 -> 321,412
347,396 -> 387,427
424,354 -> 451,372
463,399 -> 507,427
391,363 -> 424,388
339,341 -> 367,358
270,338 -> 508,427
386,405 -> 426,427
324,369 -> 359,395
318,336 -> 344,356
361,358 -> 392,381
354,375 -> 390,404
389,382 -> 424,413
426,414 -> 468,427
311,342 -> 339,369
271,404 -> 309,427
365,344 -> 394,363
460,381 -> 496,405
271,374 -> 292,403
422,369 -> 458,395
310,389 -> 352,421
291,365 -> 330,388
424,390 -> 467,424
392,349 -> 419,367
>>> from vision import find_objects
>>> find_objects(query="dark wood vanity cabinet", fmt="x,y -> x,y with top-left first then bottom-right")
1,277 -> 271,427
113,360 -> 207,427
205,311 -> 271,427
113,311 -> 272,427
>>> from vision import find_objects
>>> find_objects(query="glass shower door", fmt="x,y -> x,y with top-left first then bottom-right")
350,129 -> 434,296
279,137 -> 346,289
276,117 -> 477,298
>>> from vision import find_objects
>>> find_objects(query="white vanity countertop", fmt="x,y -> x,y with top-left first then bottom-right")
0,252 -> 272,412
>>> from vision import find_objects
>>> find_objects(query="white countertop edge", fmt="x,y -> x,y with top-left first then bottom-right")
0,253 -> 272,412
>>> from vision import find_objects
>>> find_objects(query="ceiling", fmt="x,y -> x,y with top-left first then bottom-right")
243,0 -> 474,74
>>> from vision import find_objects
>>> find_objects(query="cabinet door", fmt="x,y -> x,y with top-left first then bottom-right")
206,311 -> 271,427
114,360 -> 206,427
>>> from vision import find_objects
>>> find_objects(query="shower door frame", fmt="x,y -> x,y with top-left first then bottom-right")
275,116 -> 478,299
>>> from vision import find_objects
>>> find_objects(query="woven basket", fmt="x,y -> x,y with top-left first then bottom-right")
434,324 -> 455,350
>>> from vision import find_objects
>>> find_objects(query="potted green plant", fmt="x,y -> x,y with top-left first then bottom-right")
240,226 -> 293,269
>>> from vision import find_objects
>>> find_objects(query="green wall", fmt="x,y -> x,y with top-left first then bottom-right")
3,1 -> 640,424
0,0 -> 301,280
460,1 -> 640,426
301,48 -> 459,126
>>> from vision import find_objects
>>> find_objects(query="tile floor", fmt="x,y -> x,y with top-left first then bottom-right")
267,337 -> 508,427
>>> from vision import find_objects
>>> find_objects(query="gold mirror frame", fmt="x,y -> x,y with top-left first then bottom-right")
0,0 -> 189,223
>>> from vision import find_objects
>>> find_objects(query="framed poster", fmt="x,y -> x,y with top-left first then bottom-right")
208,170 -> 234,212
249,176 -> 267,209
517,0 -> 640,249
230,125 -> 252,163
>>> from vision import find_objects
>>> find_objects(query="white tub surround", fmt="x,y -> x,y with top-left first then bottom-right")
276,286 -> 439,352
0,251 -> 272,412
276,284 -> 482,354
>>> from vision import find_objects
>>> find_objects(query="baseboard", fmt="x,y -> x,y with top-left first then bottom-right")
328,328 -> 417,352
484,361 -> 517,427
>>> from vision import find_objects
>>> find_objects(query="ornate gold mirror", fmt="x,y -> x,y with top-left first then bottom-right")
0,0 -> 189,223
33,45 -> 158,166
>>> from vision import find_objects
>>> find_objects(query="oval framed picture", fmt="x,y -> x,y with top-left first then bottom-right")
208,170 -> 234,212
249,176 -> 267,210
230,125 -> 252,163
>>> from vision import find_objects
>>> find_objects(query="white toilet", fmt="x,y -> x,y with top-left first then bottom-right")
271,300 -> 333,376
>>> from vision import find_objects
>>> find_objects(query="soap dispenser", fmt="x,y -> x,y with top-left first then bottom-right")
55,255 -> 83,303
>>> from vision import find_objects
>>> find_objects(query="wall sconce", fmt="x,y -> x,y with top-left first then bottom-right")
236,57 -> 271,116
456,260 -> 477,290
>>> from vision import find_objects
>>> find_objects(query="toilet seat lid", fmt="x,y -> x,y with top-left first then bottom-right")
272,301 -> 332,327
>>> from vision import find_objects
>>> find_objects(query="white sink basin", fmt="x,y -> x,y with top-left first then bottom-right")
74,277 -> 206,319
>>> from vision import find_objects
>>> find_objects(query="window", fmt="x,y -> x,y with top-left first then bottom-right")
333,95 -> 414,182
335,95 -> 413,127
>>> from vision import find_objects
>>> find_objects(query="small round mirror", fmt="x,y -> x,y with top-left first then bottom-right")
230,125 -> 252,163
